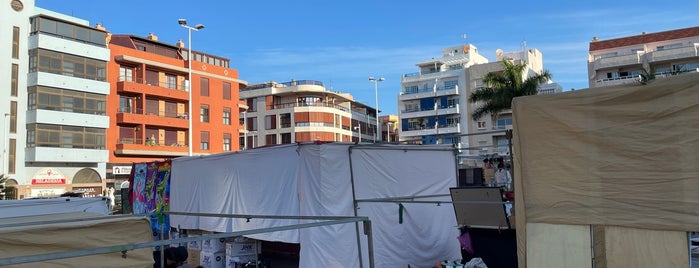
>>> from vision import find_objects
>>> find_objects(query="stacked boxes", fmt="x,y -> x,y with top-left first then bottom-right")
225,237 -> 259,268
200,236 -> 227,268
186,234 -> 202,266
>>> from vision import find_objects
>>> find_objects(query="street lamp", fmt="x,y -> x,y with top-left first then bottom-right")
179,19 -> 205,156
354,125 -> 361,142
369,76 -> 384,142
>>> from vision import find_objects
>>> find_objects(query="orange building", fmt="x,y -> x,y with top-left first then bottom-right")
106,33 -> 247,184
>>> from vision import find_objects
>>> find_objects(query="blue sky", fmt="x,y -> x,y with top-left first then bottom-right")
36,1 -> 699,116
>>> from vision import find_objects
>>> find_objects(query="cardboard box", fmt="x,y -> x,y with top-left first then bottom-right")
225,254 -> 257,268
202,237 -> 226,253
200,251 -> 225,268
186,249 -> 201,266
187,234 -> 201,250
225,240 -> 258,256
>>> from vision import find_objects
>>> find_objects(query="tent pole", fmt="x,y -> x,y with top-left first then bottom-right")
506,129 -> 515,192
348,146 -> 365,268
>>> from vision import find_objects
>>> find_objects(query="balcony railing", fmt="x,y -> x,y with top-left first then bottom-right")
118,107 -> 189,119
268,101 -> 349,112
118,76 -> 187,91
117,137 -> 187,147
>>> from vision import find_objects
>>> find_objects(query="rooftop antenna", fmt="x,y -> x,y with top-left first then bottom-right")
521,40 -> 527,64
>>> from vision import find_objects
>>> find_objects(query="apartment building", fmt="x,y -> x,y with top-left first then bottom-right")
107,33 -> 247,184
399,44 -> 557,161
239,80 -> 378,147
0,0 -> 31,198
0,1 -> 112,199
380,114 -> 398,142
588,26 -> 699,88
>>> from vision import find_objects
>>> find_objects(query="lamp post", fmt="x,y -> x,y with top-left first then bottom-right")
179,19 -> 205,157
369,76 -> 384,142
354,125 -> 361,142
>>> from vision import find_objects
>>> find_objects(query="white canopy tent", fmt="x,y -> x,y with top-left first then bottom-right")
170,143 -> 462,268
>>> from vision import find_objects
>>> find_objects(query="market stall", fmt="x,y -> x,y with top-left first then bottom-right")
512,73 -> 699,267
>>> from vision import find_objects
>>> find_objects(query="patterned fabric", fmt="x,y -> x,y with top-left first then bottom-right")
129,160 -> 171,233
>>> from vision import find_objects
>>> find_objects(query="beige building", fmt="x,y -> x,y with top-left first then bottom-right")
239,80 -> 378,148
588,26 -> 699,88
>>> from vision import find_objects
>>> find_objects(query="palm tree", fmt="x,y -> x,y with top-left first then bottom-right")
0,174 -> 9,200
469,58 -> 552,121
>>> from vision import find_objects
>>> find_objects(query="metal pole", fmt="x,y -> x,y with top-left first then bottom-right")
348,146 -> 365,268
374,80 -> 379,143
187,28 -> 193,156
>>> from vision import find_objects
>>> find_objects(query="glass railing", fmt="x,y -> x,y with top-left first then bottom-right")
269,102 -> 349,112
118,76 -> 187,91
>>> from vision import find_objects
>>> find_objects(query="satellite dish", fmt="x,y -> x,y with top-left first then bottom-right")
496,49 -> 503,60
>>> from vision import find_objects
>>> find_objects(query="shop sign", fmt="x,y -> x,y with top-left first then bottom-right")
112,166 -> 132,175
72,187 -> 103,198
31,168 -> 67,185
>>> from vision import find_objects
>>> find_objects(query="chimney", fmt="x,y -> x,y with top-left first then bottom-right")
147,32 -> 158,41
95,23 -> 106,31
642,31 -> 647,35
176,39 -> 185,48
592,36 -> 599,42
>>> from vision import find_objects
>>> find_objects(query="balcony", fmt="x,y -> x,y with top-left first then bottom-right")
593,52 -> 642,70
268,101 -> 350,113
115,138 -> 188,157
401,104 -> 460,119
594,75 -> 641,88
647,44 -> 698,63
116,77 -> 189,101
400,85 -> 459,101
401,123 -> 461,138
116,108 -> 189,128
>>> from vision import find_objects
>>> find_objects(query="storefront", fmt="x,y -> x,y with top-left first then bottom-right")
27,168 -> 69,198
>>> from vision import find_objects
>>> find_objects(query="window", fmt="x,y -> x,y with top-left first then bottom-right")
12,27 -> 20,59
444,80 -> 458,89
165,74 -> 176,89
11,64 -> 18,96
496,118 -> 512,129
29,49 -> 107,81
404,103 -> 419,113
247,98 -> 256,112
266,134 -> 277,145
477,121 -> 486,129
200,131 -> 209,150
447,99 -> 459,108
265,115 -> 277,130
223,82 -> 231,100
31,16 -> 106,46
280,113 -> 291,128
281,133 -> 292,144
200,77 -> 209,96
446,117 -> 460,127
8,139 -> 16,174
247,117 -> 257,131
223,133 -> 231,151
223,108 -> 231,125
200,105 -> 209,123
27,86 -> 107,115
10,101 -> 17,133
26,124 -> 105,149
119,66 -> 134,82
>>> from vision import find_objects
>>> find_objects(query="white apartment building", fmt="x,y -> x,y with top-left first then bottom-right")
1,1 -> 110,198
399,44 -> 558,162
239,80 -> 378,148
588,26 -> 699,88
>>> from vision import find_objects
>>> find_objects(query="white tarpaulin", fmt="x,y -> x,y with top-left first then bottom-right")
170,143 -> 461,268
0,197 -> 109,218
